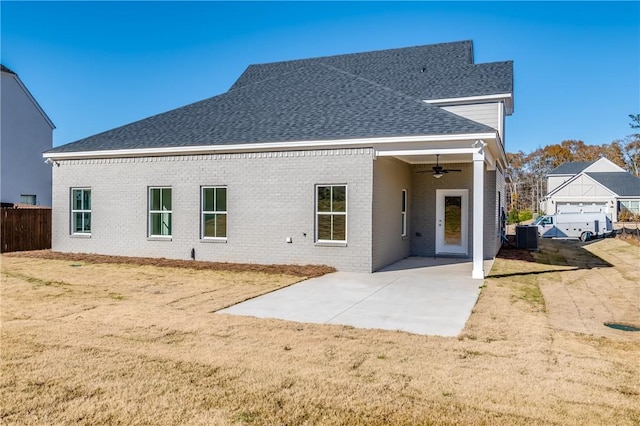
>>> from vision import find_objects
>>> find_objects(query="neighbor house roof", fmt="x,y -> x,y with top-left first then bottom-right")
46,40 -> 511,155
585,172 -> 640,197
548,161 -> 594,175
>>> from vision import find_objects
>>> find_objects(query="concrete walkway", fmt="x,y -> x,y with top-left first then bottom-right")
217,257 -> 493,336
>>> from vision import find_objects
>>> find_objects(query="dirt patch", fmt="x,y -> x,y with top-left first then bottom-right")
3,249 -> 335,278
538,238 -> 640,339
496,235 -> 536,262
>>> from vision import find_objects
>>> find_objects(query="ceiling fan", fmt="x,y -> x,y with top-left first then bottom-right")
418,154 -> 462,178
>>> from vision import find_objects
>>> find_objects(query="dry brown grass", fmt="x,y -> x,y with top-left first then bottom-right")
2,240 -> 639,425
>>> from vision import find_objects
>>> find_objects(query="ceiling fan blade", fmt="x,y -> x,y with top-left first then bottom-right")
443,169 -> 462,172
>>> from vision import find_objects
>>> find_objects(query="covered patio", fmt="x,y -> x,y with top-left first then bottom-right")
374,137 -> 500,279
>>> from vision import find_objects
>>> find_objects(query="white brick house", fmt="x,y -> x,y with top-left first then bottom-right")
44,40 -> 514,278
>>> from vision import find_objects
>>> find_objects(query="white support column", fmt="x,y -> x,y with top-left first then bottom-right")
472,150 -> 485,279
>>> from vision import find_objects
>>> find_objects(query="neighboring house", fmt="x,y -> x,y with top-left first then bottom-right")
1,64 -> 55,206
542,157 -> 640,221
43,40 -> 513,278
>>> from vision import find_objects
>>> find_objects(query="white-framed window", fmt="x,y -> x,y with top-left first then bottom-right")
620,200 -> 640,214
316,185 -> 347,242
201,186 -> 227,239
20,194 -> 36,205
71,188 -> 91,234
149,187 -> 172,237
401,189 -> 407,237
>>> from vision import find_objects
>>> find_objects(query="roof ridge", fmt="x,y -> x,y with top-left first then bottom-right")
250,40 -> 474,67
228,63 -> 316,93
317,62 -> 424,103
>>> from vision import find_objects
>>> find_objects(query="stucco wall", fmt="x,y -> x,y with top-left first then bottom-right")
51,148 -> 374,272
409,161 -> 500,260
372,157 -> 411,271
1,72 -> 53,206
410,163 -> 473,257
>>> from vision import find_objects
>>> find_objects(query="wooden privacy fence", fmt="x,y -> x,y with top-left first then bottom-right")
1,207 -> 52,253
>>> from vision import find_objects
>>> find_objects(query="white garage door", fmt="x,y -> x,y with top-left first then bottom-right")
556,202 -> 608,214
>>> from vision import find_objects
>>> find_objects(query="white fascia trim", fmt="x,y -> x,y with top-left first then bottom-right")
484,148 -> 496,170
42,132 -> 497,160
551,197 -> 617,201
424,93 -> 513,114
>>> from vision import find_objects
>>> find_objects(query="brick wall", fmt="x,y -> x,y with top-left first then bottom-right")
52,148 -> 374,272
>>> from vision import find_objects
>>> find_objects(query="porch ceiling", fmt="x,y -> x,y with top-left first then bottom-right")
390,152 -> 473,165
375,140 -> 502,170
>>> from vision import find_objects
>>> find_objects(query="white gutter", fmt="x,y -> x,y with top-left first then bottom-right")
43,132 -> 497,160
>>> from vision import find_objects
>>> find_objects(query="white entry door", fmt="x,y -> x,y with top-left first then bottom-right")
436,189 -> 468,255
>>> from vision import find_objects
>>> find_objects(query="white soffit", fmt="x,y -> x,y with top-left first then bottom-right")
424,93 -> 513,115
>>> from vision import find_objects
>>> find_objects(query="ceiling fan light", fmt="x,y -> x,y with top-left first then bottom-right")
433,172 -> 444,179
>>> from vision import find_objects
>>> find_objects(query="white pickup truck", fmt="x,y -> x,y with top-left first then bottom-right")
532,212 -> 613,241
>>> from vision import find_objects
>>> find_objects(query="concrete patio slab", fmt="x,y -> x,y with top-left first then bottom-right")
217,257 -> 493,336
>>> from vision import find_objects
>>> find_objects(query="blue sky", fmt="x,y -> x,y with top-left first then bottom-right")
1,1 -> 638,153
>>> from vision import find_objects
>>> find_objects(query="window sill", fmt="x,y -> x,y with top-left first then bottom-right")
315,241 -> 347,247
147,236 -> 172,242
70,233 -> 91,239
200,238 -> 227,244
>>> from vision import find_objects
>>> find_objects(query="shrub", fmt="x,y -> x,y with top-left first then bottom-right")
618,209 -> 640,222
507,209 -> 534,224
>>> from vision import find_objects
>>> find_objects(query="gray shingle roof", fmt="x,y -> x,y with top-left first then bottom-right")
48,63 -> 495,153
231,40 -> 475,90
548,161 -> 594,175
47,40 -> 510,154
231,41 -> 512,100
586,172 -> 640,196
